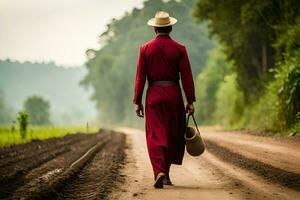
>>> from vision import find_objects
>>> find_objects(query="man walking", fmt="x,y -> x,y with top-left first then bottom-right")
133,11 -> 196,188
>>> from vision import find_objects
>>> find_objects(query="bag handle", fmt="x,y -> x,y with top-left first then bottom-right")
186,113 -> 201,134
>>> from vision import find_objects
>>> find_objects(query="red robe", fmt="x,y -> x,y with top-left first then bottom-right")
133,34 -> 195,178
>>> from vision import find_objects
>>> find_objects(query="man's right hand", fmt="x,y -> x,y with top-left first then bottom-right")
185,103 -> 195,114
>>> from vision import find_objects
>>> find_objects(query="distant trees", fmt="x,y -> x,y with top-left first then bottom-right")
0,93 -> 7,124
0,90 -> 13,124
0,59 -> 95,126
0,92 -> 51,126
23,96 -> 51,125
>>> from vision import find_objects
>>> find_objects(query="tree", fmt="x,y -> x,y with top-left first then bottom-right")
195,46 -> 231,124
0,93 -> 7,123
193,0 -> 300,130
0,90 -> 13,124
82,0 -> 215,124
23,96 -> 51,125
193,0 -> 300,102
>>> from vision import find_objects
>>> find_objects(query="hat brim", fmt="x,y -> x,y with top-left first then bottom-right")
147,17 -> 177,27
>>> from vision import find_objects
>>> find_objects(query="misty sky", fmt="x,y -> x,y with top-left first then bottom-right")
0,0 -> 144,67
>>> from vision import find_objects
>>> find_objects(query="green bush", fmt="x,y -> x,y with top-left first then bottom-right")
213,73 -> 244,128
195,49 -> 300,133
238,84 -> 278,131
18,112 -> 28,139
195,46 -> 231,124
277,52 -> 300,130
236,51 -> 300,133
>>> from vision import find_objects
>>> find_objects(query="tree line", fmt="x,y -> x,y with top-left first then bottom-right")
193,0 -> 300,132
0,93 -> 51,126
0,59 -> 95,125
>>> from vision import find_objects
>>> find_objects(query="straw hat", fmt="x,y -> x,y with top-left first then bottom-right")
147,11 -> 177,27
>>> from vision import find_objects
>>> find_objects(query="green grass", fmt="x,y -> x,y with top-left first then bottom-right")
0,126 -> 99,148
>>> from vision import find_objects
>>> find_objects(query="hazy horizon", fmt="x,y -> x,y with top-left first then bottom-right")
0,0 -> 144,67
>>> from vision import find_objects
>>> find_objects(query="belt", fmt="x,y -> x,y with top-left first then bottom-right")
149,80 -> 179,86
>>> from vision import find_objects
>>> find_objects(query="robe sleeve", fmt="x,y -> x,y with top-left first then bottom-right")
133,46 -> 147,105
179,46 -> 196,104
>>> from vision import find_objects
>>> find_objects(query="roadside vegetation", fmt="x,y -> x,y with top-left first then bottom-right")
193,0 -> 300,134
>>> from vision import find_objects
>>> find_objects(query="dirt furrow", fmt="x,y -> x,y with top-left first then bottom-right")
0,133 -> 92,169
0,133 -> 102,180
10,131 -> 125,200
0,132 -> 109,199
0,134 -> 82,160
57,132 -> 126,200
204,140 -> 300,191
10,133 -> 111,200
200,152 -> 300,199
202,128 -> 300,158
0,146 -> 70,199
204,137 -> 300,174
202,129 -> 300,174
0,134 -> 99,194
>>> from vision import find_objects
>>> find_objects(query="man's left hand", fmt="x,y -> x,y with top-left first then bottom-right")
135,104 -> 144,118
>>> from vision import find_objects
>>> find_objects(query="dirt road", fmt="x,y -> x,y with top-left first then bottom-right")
112,127 -> 300,200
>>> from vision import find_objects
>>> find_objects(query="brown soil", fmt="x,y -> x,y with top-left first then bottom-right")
204,140 -> 300,190
2,126 -> 299,200
112,127 -> 300,200
0,130 -> 126,200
